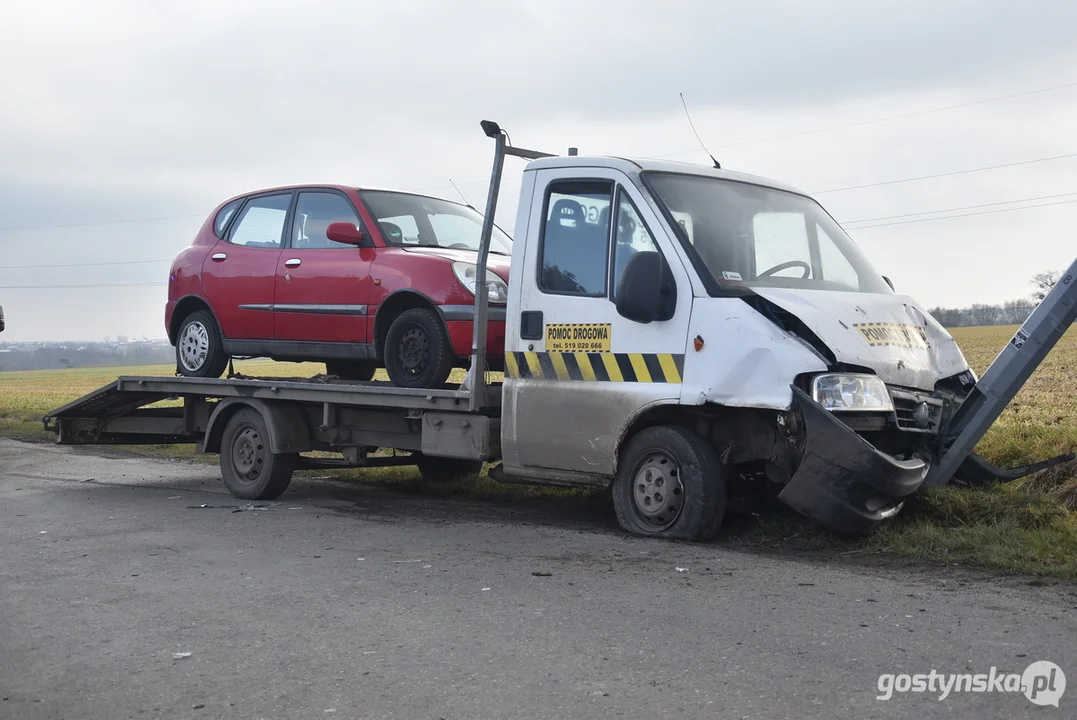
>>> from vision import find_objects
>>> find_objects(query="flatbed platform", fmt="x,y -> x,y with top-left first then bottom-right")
44,374 -> 502,450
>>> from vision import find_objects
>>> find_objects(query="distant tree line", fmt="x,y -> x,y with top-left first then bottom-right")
929,270 -> 1058,328
928,298 -> 1036,328
0,342 -> 174,372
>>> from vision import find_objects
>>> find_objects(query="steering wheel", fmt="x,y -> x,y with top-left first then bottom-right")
758,260 -> 810,278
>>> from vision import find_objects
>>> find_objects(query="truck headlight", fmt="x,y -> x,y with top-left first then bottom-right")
452,262 -> 508,304
811,373 -> 893,412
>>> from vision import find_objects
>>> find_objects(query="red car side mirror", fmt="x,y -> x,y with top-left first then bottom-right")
326,222 -> 365,246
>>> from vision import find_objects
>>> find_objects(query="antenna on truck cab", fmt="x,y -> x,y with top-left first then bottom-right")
679,92 -> 721,169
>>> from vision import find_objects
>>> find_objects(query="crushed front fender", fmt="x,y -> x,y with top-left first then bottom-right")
777,386 -> 928,536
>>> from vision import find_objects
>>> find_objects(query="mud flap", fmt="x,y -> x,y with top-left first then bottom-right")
777,386 -> 928,536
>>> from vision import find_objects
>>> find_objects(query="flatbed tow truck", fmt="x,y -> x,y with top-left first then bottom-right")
44,122 -> 1076,540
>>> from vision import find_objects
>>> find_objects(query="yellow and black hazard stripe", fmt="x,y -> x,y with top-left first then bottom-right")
505,352 -> 684,383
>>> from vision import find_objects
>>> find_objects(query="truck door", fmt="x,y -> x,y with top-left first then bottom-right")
502,168 -> 693,475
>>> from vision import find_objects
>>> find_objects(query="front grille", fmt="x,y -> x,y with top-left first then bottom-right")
889,387 -> 944,433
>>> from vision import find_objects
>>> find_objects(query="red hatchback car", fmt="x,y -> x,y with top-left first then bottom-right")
166,185 -> 511,387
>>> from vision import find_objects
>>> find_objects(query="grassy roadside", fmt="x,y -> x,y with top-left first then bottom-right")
2,326 -> 1075,579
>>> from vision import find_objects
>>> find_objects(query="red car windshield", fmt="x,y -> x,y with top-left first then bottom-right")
360,190 -> 512,255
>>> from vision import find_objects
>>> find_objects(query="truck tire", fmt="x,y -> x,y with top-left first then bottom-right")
219,408 -> 297,500
612,425 -> 726,542
176,310 -> 229,378
383,307 -> 455,388
325,360 -> 376,382
416,455 -> 483,483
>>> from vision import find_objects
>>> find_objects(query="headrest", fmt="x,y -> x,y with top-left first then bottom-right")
380,221 -> 403,243
551,198 -> 583,225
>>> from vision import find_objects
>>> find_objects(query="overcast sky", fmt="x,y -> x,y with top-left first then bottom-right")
1,0 -> 1075,342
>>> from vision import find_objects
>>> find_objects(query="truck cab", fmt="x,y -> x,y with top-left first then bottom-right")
494,153 -> 976,537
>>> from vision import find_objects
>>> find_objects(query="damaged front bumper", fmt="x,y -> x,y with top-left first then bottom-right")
777,386 -> 929,536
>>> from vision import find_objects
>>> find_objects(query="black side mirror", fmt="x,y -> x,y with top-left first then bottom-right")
615,251 -> 676,323
882,276 -> 895,291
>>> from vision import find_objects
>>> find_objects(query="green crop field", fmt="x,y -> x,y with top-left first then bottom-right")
2,326 -> 1075,577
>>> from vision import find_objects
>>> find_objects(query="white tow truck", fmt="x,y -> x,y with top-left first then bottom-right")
45,121 -> 1076,540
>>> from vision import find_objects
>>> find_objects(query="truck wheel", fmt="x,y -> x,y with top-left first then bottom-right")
325,360 -> 376,382
416,455 -> 483,483
383,308 -> 454,388
220,408 -> 297,500
176,310 -> 229,378
612,425 -> 726,542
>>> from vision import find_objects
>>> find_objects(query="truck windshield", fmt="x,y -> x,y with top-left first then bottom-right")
360,190 -> 513,255
644,172 -> 892,294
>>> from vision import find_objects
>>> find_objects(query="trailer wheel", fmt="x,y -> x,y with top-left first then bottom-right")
383,308 -> 455,388
416,455 -> 483,483
220,408 -> 297,500
612,425 -> 726,542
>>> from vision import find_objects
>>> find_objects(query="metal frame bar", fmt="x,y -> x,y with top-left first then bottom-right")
468,120 -> 555,412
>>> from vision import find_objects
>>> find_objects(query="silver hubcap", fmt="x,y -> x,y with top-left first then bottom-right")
179,321 -> 209,372
632,451 -> 684,527
230,425 -> 264,484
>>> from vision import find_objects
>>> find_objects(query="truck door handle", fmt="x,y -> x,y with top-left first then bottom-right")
211,253 -> 227,262
520,310 -> 543,340
285,258 -> 302,268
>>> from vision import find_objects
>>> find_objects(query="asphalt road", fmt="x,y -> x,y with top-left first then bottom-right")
1,439 -> 1074,720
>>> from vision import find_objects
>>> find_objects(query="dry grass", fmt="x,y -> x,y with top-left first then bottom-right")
1,326 -> 1075,577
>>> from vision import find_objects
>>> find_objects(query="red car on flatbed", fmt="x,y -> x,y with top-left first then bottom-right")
166,185 -> 511,387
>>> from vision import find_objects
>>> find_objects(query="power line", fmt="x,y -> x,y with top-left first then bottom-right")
0,259 -> 171,270
812,152 -> 1077,195
425,81 -> 1077,192
4,201 -> 1075,279
0,281 -> 167,289
0,213 -> 203,234
4,80 -> 1076,237
848,197 -> 1077,230
660,80 -> 1077,157
6,189 -> 1077,272
841,191 -> 1077,225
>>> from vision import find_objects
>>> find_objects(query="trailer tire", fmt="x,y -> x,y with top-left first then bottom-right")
383,308 -> 455,388
416,455 -> 483,483
612,425 -> 726,542
220,408 -> 297,500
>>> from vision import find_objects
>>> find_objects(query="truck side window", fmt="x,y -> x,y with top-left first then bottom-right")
610,190 -> 659,301
538,180 -> 613,296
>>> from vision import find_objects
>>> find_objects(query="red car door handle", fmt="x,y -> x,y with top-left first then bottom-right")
284,258 -> 302,268
211,253 -> 227,261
